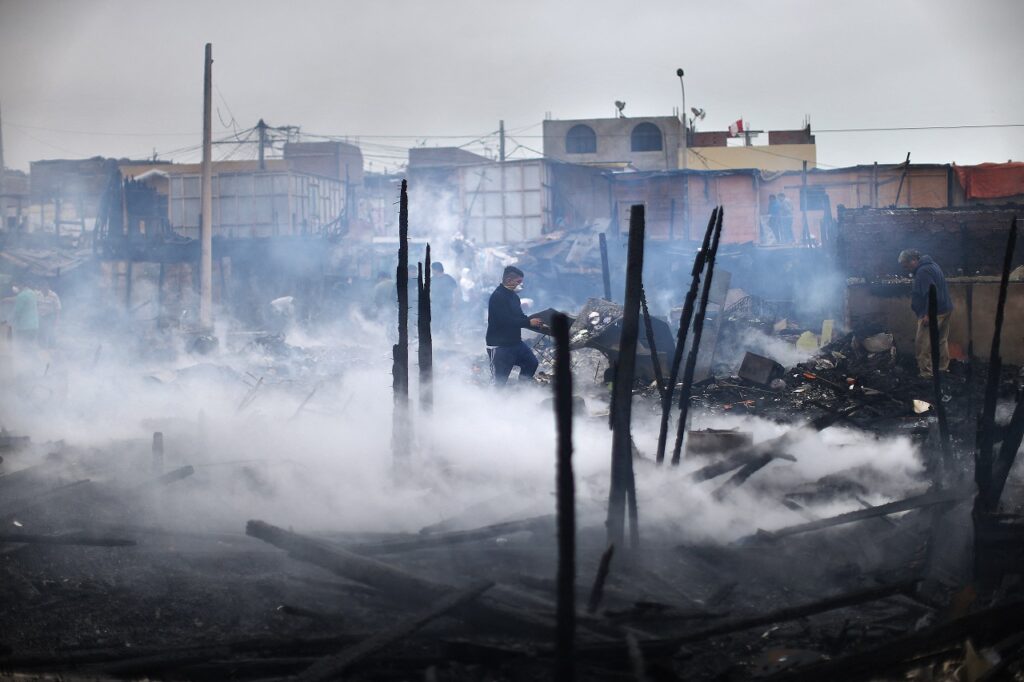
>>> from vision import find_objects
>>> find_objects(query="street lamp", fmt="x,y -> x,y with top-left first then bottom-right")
676,68 -> 687,171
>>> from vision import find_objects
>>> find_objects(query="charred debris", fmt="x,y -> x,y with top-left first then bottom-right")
1,193 -> 1023,682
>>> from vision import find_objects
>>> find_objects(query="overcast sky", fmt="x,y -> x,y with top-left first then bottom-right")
1,0 -> 1021,173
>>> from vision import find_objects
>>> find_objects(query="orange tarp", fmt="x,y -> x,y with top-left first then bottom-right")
954,162 -> 1024,199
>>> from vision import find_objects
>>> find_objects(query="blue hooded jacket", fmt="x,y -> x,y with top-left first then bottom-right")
911,255 -> 953,319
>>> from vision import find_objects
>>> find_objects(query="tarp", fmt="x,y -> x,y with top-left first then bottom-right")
953,162 -> 1024,200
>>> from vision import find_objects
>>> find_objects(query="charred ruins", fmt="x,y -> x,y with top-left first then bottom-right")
2,48 -> 1024,682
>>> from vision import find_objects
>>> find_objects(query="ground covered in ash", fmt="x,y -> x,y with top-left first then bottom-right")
1,320 -> 1023,681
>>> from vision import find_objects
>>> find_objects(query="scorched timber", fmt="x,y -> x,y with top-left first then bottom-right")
246,520 -> 556,637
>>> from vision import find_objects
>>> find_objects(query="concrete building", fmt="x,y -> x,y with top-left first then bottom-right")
542,116 -> 683,171
543,114 -> 817,172
686,126 -> 817,172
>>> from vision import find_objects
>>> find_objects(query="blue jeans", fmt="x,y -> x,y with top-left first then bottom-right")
489,342 -> 539,386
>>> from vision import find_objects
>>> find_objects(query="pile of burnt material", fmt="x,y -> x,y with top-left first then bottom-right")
693,332 -> 1022,437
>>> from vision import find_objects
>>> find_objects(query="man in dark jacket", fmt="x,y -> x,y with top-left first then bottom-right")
486,265 -> 543,385
899,249 -> 954,377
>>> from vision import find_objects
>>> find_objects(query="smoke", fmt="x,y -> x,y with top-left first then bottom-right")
1,270 -> 927,551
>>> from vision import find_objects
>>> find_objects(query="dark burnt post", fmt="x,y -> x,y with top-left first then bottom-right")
927,285 -> 953,478
974,216 -> 1018,585
639,284 -> 666,399
152,432 -> 164,475
392,180 -> 410,463
656,208 -> 717,464
599,231 -> 612,301
551,312 -> 575,682
418,244 -> 433,414
607,205 -> 645,550
976,216 -> 1017,512
672,207 -> 724,465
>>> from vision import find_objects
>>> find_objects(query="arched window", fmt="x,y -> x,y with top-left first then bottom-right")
631,122 -> 663,152
565,124 -> 597,154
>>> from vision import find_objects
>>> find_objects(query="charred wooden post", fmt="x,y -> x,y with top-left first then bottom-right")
656,208 -> 717,464
599,231 -> 612,300
551,312 -> 575,682
928,285 -> 954,478
671,207 -> 725,465
152,432 -> 163,475
607,205 -> 645,549
639,285 -> 666,399
392,180 -> 411,463
990,397 -> 1024,508
976,216 -> 1017,515
418,243 -> 433,414
587,544 -> 615,614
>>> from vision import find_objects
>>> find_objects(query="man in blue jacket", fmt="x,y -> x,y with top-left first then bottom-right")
486,265 -> 544,385
899,249 -> 954,377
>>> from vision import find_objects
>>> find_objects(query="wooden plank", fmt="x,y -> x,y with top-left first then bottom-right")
295,581 -> 493,682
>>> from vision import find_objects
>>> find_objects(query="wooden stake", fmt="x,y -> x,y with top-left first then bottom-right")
656,208 -> 717,464
927,285 -> 953,480
552,312 -> 575,682
639,284 -> 666,399
392,180 -> 410,464
599,231 -> 612,300
418,244 -> 433,414
587,544 -> 615,614
671,207 -> 725,465
199,43 -> 213,330
976,216 -> 1017,514
607,205 -> 645,549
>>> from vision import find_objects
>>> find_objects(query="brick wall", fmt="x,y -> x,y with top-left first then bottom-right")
836,206 -> 1023,278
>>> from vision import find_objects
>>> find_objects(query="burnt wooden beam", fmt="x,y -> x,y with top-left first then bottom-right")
711,453 -> 782,501
634,580 -> 917,651
656,208 -> 717,464
586,544 -> 615,615
639,284 -> 666,399
756,597 -> 1024,682
927,285 -> 954,478
607,205 -> 646,550
599,231 -> 612,301
347,515 -> 553,556
418,244 -> 433,413
0,479 -> 92,521
976,215 -> 1017,512
753,487 -> 971,541
552,311 -> 576,682
294,581 -> 493,682
672,207 -> 725,465
393,179 -> 411,464
246,520 -> 555,637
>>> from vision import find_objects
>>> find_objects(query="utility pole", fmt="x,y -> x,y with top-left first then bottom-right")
199,42 -> 213,330
677,68 -> 690,240
257,118 -> 268,171
0,101 -> 6,230
499,120 -> 506,162
676,69 -> 687,171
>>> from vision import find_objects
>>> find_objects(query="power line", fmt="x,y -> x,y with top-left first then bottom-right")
5,121 -> 200,137
814,123 -> 1024,133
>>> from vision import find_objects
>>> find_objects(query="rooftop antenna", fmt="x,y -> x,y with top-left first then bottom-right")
615,101 -> 627,118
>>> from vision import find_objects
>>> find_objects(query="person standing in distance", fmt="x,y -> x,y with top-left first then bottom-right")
899,249 -> 953,378
486,266 -> 544,385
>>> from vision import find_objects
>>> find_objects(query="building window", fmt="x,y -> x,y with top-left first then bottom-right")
631,122 -> 663,152
565,124 -> 597,154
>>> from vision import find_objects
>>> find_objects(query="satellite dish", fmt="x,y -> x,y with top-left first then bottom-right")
615,100 -> 627,117
691,107 -> 706,120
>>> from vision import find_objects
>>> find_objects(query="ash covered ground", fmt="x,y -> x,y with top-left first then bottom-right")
1,290 -> 1023,681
